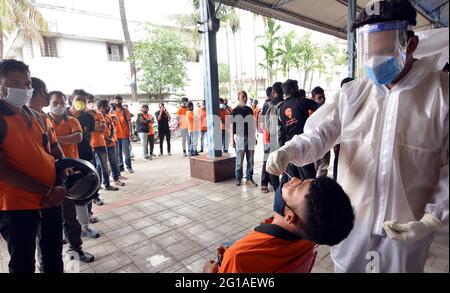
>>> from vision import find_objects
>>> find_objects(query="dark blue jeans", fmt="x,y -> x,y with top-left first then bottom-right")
94,147 -> 111,187
117,138 -> 132,171
222,129 -> 229,153
0,208 -> 63,273
188,132 -> 196,155
107,146 -> 120,181
235,149 -> 255,181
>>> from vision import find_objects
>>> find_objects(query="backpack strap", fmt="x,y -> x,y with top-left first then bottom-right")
0,101 -> 15,148
0,112 -> 6,148
25,107 -> 47,133
275,101 -> 284,123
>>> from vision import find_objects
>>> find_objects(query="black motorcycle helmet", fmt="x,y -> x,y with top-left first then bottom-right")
55,158 -> 100,204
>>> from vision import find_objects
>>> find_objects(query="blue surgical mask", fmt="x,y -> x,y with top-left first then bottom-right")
366,54 -> 406,85
273,185 -> 286,216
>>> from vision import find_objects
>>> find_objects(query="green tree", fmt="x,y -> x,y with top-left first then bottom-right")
278,31 -> 297,79
294,33 -> 317,90
259,17 -> 282,86
175,1 -> 240,98
174,10 -> 201,63
218,62 -> 230,98
133,27 -> 189,100
217,6 -> 240,98
319,42 -> 347,88
0,0 -> 48,59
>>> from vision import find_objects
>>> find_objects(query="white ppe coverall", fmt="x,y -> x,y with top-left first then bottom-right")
284,55 -> 448,273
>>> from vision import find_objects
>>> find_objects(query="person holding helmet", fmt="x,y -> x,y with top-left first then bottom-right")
267,0 -> 448,273
0,59 -> 67,273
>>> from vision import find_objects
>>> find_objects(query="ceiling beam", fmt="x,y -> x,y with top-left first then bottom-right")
228,0 -> 347,38
335,0 -> 364,12
272,0 -> 298,9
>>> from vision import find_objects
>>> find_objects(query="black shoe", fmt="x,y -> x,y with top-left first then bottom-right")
68,248 -> 95,263
236,180 -> 242,186
93,198 -> 104,205
246,179 -> 258,188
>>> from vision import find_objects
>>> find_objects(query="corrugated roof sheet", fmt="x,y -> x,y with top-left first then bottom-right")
222,0 -> 446,39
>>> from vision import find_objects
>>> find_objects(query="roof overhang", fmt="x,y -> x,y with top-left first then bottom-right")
222,0 -> 447,39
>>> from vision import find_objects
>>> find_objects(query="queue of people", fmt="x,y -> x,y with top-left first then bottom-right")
0,59 -> 142,272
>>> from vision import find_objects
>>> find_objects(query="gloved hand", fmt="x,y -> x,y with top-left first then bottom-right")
383,214 -> 441,243
266,144 -> 296,176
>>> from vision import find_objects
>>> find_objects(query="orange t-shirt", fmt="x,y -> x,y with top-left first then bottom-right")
112,107 -> 131,139
177,107 -> 188,129
0,105 -> 56,211
104,114 -> 116,147
219,224 -> 315,273
109,114 -> 119,144
198,108 -> 207,131
253,107 -> 261,119
48,114 -> 82,159
186,111 -> 195,133
90,111 -> 106,148
219,109 -> 230,130
39,110 -> 58,147
141,112 -> 155,135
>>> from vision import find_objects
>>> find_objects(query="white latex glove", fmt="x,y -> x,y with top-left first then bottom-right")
383,214 -> 441,243
266,144 -> 295,176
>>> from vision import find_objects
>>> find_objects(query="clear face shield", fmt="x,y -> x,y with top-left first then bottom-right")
357,21 -> 410,85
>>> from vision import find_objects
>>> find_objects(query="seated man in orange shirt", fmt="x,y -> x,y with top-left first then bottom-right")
203,177 -> 355,273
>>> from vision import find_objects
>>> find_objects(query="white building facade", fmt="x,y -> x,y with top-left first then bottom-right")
4,2 -> 204,103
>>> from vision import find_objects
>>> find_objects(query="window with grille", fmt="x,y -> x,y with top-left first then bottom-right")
41,37 -> 58,57
107,43 -> 124,61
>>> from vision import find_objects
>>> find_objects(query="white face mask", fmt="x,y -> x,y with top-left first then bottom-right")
4,87 -> 34,108
86,103 -> 95,111
50,105 -> 66,116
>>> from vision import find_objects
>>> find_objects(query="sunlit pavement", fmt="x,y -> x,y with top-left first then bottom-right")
0,139 -> 448,273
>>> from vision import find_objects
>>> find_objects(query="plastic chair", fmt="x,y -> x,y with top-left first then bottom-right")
276,245 -> 319,273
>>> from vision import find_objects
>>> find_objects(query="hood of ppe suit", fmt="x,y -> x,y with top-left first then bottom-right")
415,28 -> 449,70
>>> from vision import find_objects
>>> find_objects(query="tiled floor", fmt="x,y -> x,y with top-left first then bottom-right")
0,140 -> 448,273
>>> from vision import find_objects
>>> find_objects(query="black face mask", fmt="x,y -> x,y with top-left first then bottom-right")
273,184 -> 287,216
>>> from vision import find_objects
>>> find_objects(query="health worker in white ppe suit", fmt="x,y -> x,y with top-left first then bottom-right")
267,0 -> 448,273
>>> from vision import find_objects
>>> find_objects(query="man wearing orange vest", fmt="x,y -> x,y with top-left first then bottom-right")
111,95 -> 134,173
47,91 -> 96,263
87,96 -> 119,192
0,59 -> 67,273
177,97 -> 189,157
137,104 -> 155,160
197,100 -> 208,153
97,100 -> 125,187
